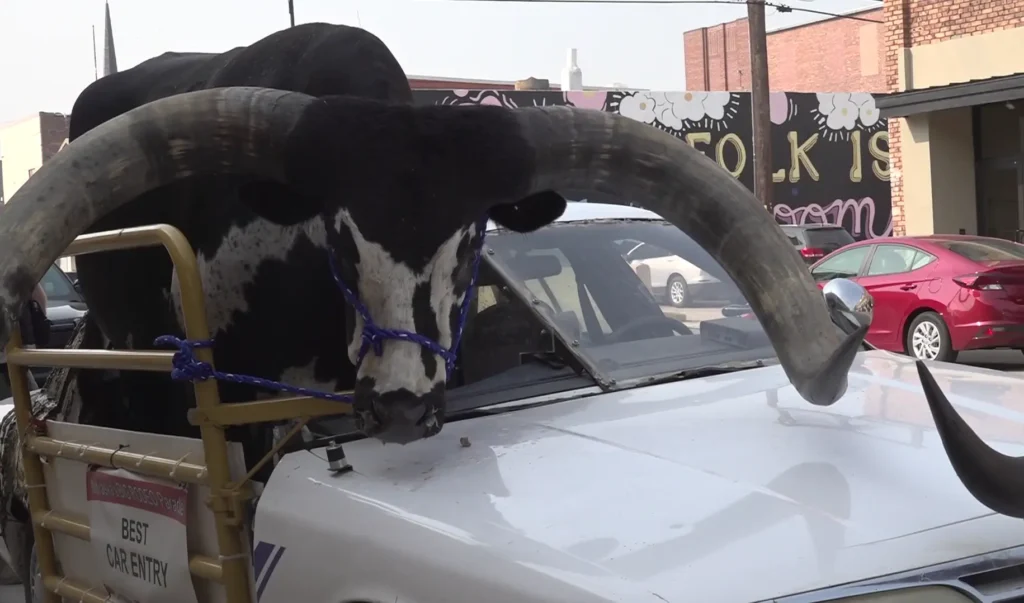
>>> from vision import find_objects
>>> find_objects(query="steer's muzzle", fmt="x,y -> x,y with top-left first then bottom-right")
353,379 -> 445,444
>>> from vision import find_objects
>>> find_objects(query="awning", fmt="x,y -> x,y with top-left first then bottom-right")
877,72 -> 1024,119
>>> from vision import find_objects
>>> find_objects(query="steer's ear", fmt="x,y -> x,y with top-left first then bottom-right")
239,182 -> 324,226
489,191 -> 567,233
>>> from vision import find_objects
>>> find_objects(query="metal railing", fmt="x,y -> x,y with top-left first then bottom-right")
7,224 -> 353,603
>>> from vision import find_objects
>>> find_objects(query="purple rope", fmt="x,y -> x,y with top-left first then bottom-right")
153,335 -> 353,401
154,217 -> 489,401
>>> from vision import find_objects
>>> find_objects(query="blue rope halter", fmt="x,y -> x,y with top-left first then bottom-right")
154,216 -> 490,402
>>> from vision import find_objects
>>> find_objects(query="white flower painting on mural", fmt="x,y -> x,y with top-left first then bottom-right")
851,92 -> 880,126
813,92 -> 885,141
617,91 -> 658,124
816,92 -> 859,131
621,91 -> 737,131
648,92 -> 683,129
701,91 -> 732,120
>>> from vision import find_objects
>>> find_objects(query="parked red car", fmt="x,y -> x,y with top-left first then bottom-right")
809,235 -> 1024,362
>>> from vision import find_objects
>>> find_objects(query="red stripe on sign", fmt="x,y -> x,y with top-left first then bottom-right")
86,471 -> 188,524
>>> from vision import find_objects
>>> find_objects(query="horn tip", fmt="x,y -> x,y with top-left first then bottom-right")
794,324 -> 868,407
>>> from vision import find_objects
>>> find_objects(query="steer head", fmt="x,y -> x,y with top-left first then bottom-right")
0,87 -> 865,446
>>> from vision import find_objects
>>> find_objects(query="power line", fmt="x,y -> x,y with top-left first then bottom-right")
437,0 -> 884,23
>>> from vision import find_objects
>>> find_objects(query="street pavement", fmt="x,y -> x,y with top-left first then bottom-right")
1,307 -> 1021,602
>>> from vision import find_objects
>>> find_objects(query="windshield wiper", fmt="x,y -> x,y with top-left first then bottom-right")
647,359 -> 768,386
522,350 -> 569,370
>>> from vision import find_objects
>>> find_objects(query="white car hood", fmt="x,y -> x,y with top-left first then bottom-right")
260,351 -> 1024,602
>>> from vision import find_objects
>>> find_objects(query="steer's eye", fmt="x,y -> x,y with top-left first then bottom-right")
457,247 -> 483,291
336,255 -> 359,285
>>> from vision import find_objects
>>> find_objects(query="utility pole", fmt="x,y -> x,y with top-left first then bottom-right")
288,0 -> 296,27
747,0 -> 773,211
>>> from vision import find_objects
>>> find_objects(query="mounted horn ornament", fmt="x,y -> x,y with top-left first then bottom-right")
917,361 -> 1024,519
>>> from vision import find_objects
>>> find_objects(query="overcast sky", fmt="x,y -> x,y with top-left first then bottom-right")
0,0 -> 878,124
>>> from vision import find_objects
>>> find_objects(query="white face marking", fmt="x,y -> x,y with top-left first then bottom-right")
167,217 -> 330,386
169,217 -> 327,334
336,209 -> 474,397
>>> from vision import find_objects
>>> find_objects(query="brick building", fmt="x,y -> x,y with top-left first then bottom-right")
877,0 -> 1024,239
683,8 -> 885,93
0,112 -> 69,204
0,112 -> 72,271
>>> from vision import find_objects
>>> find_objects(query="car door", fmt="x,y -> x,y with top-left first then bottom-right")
856,244 -> 938,350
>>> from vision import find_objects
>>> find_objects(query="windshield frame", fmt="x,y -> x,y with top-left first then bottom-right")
482,217 -> 777,392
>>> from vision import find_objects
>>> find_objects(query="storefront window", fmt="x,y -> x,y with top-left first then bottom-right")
976,101 -> 1024,241
975,160 -> 1021,240
978,102 -> 1024,159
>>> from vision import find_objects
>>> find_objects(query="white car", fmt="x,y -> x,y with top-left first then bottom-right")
13,203 -> 1024,603
621,239 -> 734,307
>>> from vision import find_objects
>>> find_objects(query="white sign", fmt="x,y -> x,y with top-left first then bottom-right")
87,467 -> 199,603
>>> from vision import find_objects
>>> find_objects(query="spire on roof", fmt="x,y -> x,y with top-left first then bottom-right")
102,1 -> 118,77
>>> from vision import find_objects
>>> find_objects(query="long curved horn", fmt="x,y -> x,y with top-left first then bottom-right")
916,361 -> 1024,518
0,87 -> 331,348
509,106 -> 866,407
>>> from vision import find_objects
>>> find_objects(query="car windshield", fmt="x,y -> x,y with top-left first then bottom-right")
804,227 -> 855,248
484,218 -> 777,384
313,215 -> 781,438
933,238 -> 1024,262
41,264 -> 80,304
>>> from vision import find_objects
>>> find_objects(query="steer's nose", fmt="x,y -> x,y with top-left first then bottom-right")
353,379 -> 445,444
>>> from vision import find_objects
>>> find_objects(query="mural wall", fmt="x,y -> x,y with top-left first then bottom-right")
412,90 -> 891,240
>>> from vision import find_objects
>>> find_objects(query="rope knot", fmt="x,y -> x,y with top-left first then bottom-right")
154,335 -> 215,382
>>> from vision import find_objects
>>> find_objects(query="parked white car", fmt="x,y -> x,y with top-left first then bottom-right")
9,203 -> 1023,603
620,239 -> 736,307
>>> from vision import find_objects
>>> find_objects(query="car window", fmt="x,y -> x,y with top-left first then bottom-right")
779,227 -> 804,245
934,238 -> 1024,262
624,242 -> 673,262
910,250 -> 937,270
865,244 -> 934,276
811,246 -> 869,280
40,265 -> 78,303
519,248 -> 612,336
804,227 -> 856,248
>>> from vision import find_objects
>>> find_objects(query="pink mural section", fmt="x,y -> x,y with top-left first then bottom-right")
413,89 -> 891,240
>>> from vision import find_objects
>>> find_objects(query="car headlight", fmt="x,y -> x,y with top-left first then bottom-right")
821,585 -> 972,603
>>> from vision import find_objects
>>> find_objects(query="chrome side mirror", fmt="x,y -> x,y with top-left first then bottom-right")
822,278 -> 873,335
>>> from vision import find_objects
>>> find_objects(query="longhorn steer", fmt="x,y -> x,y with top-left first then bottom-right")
0,23 -> 863,476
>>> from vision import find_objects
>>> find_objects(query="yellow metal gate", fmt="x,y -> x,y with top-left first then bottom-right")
5,224 -> 353,603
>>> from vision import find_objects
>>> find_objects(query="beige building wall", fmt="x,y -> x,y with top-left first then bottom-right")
898,109 -> 977,236
885,0 -> 1024,236
894,26 -> 1024,236
0,114 -> 44,203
